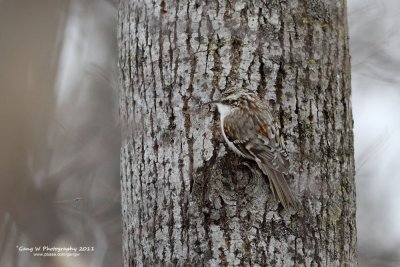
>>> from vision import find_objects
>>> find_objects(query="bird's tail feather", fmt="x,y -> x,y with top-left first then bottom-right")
258,163 -> 298,210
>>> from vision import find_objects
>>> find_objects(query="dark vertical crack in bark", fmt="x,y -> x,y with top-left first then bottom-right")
275,2 -> 286,131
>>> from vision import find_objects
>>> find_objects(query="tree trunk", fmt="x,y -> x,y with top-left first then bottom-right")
118,0 -> 356,266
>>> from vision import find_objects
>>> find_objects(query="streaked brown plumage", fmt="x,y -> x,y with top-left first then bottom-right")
212,89 -> 297,210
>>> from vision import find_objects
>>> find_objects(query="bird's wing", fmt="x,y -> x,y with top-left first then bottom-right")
223,106 -> 290,174
224,106 -> 297,209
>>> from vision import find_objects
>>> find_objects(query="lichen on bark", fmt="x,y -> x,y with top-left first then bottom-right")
119,0 -> 356,266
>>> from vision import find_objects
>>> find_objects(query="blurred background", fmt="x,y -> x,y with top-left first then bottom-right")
350,0 -> 400,266
0,0 -> 398,266
0,0 -> 121,266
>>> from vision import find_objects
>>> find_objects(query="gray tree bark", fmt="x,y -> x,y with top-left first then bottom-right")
118,0 -> 356,266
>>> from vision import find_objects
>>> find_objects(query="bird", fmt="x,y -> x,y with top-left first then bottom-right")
206,88 -> 298,210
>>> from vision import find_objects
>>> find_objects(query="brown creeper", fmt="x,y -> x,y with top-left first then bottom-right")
207,89 -> 297,210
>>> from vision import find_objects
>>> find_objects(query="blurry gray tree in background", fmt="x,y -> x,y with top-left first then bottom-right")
0,0 -> 121,266
350,0 -> 400,266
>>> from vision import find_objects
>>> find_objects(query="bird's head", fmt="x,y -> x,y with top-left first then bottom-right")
203,89 -> 257,114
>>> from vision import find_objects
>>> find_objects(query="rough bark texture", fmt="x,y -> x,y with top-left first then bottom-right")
118,0 -> 356,266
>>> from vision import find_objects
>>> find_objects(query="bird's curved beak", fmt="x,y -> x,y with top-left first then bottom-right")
201,100 -> 220,107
